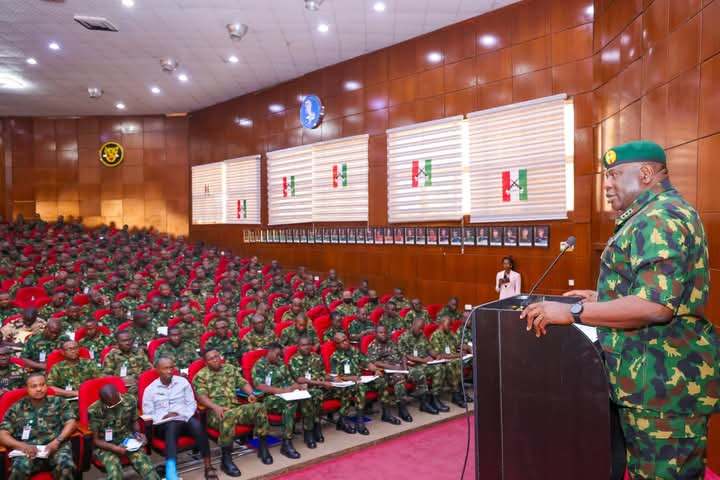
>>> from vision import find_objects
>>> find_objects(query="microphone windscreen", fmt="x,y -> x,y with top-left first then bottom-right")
567,236 -> 576,246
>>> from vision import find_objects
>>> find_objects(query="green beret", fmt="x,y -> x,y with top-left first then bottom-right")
602,141 -> 666,169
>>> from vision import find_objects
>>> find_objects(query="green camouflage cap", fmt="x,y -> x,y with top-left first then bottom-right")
602,140 -> 666,169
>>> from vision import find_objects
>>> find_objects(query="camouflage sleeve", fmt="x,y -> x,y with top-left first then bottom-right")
21,338 -> 33,359
308,328 -> 319,345
397,335 -> 409,356
279,329 -> 290,346
428,332 -> 441,352
102,350 -> 117,375
87,402 -> 103,433
192,369 -> 209,397
0,402 -> 16,433
629,212 -> 693,312
232,366 -> 249,390
250,362 -> 265,387
47,364 -> 62,387
58,396 -> 76,422
288,357 -> 300,380
365,343 -> 379,363
348,321 -> 361,336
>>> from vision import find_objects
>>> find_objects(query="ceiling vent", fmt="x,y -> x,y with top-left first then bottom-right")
73,15 -> 119,32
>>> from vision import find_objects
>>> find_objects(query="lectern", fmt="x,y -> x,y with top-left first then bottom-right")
472,294 -> 610,480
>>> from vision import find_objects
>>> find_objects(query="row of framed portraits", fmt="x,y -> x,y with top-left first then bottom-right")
243,225 -> 550,248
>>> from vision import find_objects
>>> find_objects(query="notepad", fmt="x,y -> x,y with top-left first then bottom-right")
156,326 -> 168,336
330,381 -> 355,388
275,390 -> 312,401
384,369 -> 409,374
121,437 -> 143,452
10,445 -> 48,458
427,359 -> 449,365
359,375 -> 378,384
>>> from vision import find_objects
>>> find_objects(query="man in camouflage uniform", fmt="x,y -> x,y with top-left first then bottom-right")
352,280 -> 370,303
177,294 -> 202,318
281,298 -> 305,323
405,298 -> 431,325
289,266 -> 306,286
88,383 -> 160,480
271,288 -> 292,316
102,302 -> 128,332
57,303 -> 89,332
84,290 -> 109,317
119,283 -> 145,313
193,349 -> 273,476
324,282 -> 343,306
1,307 -> 46,344
0,292 -> 22,324
155,283 -> 178,310
78,318 -> 114,363
388,287 -> 410,310
348,307 -> 375,343
208,304 -> 239,334
102,331 -> 152,393
333,290 -> 356,318
244,291 -> 267,311
203,319 -> 241,363
366,324 -> 437,419
319,269 -> 343,291
100,276 -> 124,300
79,267 -> 103,292
145,296 -> 170,328
437,296 -> 463,322
302,285 -> 324,311
240,314 -> 278,355
153,326 -> 199,369
126,310 -> 156,347
186,280 -> 210,306
38,291 -> 68,320
176,306 -> 205,350
323,312 -> 345,342
0,373 -> 77,480
214,291 -> 239,319
267,274 -> 286,294
251,342 -> 303,459
21,318 -> 70,372
0,347 -> 26,395
398,318 -> 448,413
288,335 -> 336,447
279,313 -> 320,350
522,141 -> 720,480
47,340 -> 101,400
429,316 -> 472,408
194,267 -> 215,294
330,332 -> 398,435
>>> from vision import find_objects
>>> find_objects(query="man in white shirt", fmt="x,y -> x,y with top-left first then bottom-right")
142,357 -> 217,480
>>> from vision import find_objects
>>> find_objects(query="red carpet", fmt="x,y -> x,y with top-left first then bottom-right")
281,416 -> 475,480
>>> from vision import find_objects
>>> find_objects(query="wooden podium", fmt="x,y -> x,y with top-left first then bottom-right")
472,294 -> 610,480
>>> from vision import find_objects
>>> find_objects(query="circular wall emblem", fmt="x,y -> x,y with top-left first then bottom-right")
300,95 -> 324,129
99,141 -> 124,167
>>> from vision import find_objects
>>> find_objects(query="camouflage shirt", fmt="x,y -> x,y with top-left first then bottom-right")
146,308 -> 170,327
192,364 -> 249,407
288,352 -> 327,382
208,317 -> 239,335
102,348 -> 151,379
120,296 -> 145,313
0,363 -> 27,391
436,306 -> 463,322
102,315 -> 129,333
240,330 -> 278,355
323,326 -> 345,342
176,320 -> 205,349
126,324 -> 156,346
154,341 -> 199,369
88,393 -> 138,445
348,319 -> 375,338
156,295 -> 178,310
333,304 -> 356,318
366,339 -> 404,366
325,292 -> 342,306
280,309 -> 301,323
38,303 -> 66,320
405,308 -> 431,325
79,334 -> 115,362
203,334 -> 241,363
596,180 -> 720,418
0,306 -> 22,324
330,347 -> 369,376
0,396 -> 75,443
429,329 -> 462,355
251,357 -> 293,389
302,296 -> 324,311
379,312 -> 407,332
22,333 -> 71,364
279,325 -> 319,347
48,358 -> 101,390
389,298 -> 411,310
352,290 -> 370,302
397,331 -> 433,358
59,314 -> 92,333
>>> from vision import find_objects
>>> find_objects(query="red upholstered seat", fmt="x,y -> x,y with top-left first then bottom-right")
328,299 -> 343,312
360,334 -> 376,354
307,305 -> 329,320
423,324 -> 439,339
313,315 -> 331,342
426,304 -> 443,321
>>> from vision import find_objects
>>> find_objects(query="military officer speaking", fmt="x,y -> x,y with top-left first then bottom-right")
521,141 -> 720,479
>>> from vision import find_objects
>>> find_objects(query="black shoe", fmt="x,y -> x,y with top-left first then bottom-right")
280,439 -> 301,459
432,395 -> 450,412
419,394 -> 439,415
381,407 -> 401,425
257,437 -> 273,465
304,429 -> 317,449
452,391 -> 468,408
313,422 -> 324,443
336,417 -> 356,434
220,446 -> 242,477
356,421 -> 369,435
398,401 -> 413,422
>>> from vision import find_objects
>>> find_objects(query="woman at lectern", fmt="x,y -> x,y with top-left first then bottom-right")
495,256 -> 520,300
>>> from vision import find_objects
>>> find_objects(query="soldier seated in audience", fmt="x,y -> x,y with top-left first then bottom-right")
281,298 -> 305,323
240,314 -> 278,355
177,294 -> 201,317
267,274 -> 286,294
1,307 -> 46,345
208,303 -> 239,334
290,266 -> 306,285
88,384 -> 160,480
251,342 -> 303,459
155,283 -> 178,310
437,296 -> 463,322
348,307 -> 375,344
366,290 -> 381,311
0,346 -> 26,395
102,331 -> 152,393
119,283 -> 144,312
176,305 -> 205,350
100,276 -> 124,300
352,280 -> 370,303
186,280 -> 209,306
145,295 -> 169,329
0,292 -> 22,324
47,340 -> 100,400
389,287 -> 411,310
142,357 -> 216,480
22,318 -> 70,372
429,315 -> 473,408
37,290 -> 68,320
405,298 -> 431,325
126,310 -> 156,348
154,326 -> 199,370
103,302 -> 128,332
302,285 -> 324,311
245,290 -> 267,311
333,290 -> 356,317
85,290 -> 109,316
0,373 -> 77,480
280,312 -> 320,351
213,291 -> 239,319
193,349 -> 274,476
319,269 -> 343,291
398,318 -> 448,413
379,301 -> 405,332
324,282 -> 343,306
323,311 -> 345,342
59,303 -> 88,332
271,288 -> 292,314
79,318 -> 113,362
203,319 -> 240,364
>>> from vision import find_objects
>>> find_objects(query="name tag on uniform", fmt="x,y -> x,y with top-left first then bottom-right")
413,350 -> 418,357
65,384 -> 72,391
445,345 -> 451,354
265,374 -> 272,386
305,371 -> 312,381
120,365 -> 128,377
22,426 -> 31,440
89,350 -> 95,359
39,352 -> 46,362
105,429 -> 113,442
343,363 -> 350,374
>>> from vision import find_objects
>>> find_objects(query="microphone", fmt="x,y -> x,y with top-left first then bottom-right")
521,236 -> 576,308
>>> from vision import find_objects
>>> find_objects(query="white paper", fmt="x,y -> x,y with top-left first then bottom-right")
427,359 -> 449,365
153,414 -> 189,425
275,390 -> 312,401
384,369 -> 409,374
359,375 -> 378,384
156,326 -> 168,336
121,437 -> 143,452
10,445 -> 48,458
462,354 -> 473,361
330,381 -> 355,388
573,324 -> 598,343
180,368 -> 189,376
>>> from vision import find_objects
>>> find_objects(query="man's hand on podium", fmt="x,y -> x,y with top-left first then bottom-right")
520,301 -> 574,337
563,290 -> 598,303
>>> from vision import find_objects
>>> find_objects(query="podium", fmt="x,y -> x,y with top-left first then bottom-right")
472,294 -> 610,480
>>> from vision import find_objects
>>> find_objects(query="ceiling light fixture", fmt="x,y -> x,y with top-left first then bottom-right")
344,81 -> 361,91
227,23 -> 249,41
160,57 -> 179,72
235,117 -> 253,127
150,86 -> 161,94
87,87 -> 103,98
26,58 -> 37,65
426,51 -> 443,63
479,34 -> 497,48
0,74 -> 27,90
269,104 -> 284,113
584,5 -> 594,16
305,0 -> 324,11
228,55 -> 239,63
317,23 -> 329,33
178,73 -> 189,82
373,2 -> 386,12
48,41 -> 61,51
115,102 -> 126,110
122,0 -> 135,6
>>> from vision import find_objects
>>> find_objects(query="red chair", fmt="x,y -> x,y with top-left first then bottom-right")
319,341 -> 336,372
91,283 -> 106,291
117,321 -> 133,332
284,273 -> 295,284
10,358 -> 26,369
292,291 -> 306,300
238,326 -> 252,340
93,308 -> 111,321
357,297 -> 370,309
275,321 -> 293,338
423,324 -> 440,339
34,297 -> 51,309
239,297 -> 254,310
341,315 -> 357,333
274,305 -> 291,323
328,299 -> 343,312
0,278 -> 17,292
240,283 -> 254,297
50,311 -> 66,319
284,344 -> 342,415
202,312 -> 217,328
100,346 -> 116,363
16,286 -> 47,304
114,292 -> 129,301
370,308 -> 385,324
261,266 -> 271,275
241,349 -> 267,385
200,330 -> 231,353
2,314 -> 21,326
399,307 -> 411,318
205,297 -> 219,313
167,317 -> 182,328
267,293 -> 282,307
292,280 -> 303,291
283,345 -> 299,365
426,304 -> 443,321
392,329 -> 406,342
320,288 -> 332,302
237,309 -> 255,328
146,289 -> 160,301
451,320 -> 463,333
72,294 -> 89,306
153,280 -> 167,289
360,334 -> 376,354
148,338 -> 168,362
380,294 -> 393,304
171,300 -> 201,312
74,325 -> 112,342
37,275 -> 55,287
307,305 -> 328,320
313,315 -> 331,342
45,347 -> 92,374
187,358 -> 207,382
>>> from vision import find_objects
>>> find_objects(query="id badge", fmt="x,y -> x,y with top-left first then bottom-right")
413,349 -> 418,358
343,363 -> 350,375
305,371 -> 312,381
105,429 -> 113,442
65,384 -> 72,391
445,345 -> 451,354
21,426 -> 30,440
265,374 -> 272,386
120,365 -> 128,377
39,351 -> 46,362
89,350 -> 95,359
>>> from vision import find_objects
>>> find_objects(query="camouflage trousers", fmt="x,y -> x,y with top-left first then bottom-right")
386,367 -> 428,402
300,388 -> 335,430
414,364 -> 444,395
439,360 -> 462,392
263,395 -> 298,439
94,448 -> 159,480
338,377 -> 391,416
620,408 -> 708,480
207,402 -> 270,446
9,442 -> 75,480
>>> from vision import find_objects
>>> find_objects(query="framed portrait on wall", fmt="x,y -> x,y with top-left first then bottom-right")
261,230 -> 267,242
490,226 -> 503,246
426,227 -> 438,245
294,229 -> 303,243
438,227 -> 450,245
450,227 -> 462,246
504,226 -> 518,247
365,228 -> 375,244
393,227 -> 404,244
323,228 -> 332,243
462,227 -> 475,246
307,229 -> 316,243
404,227 -> 415,245
347,228 -> 357,244
518,226 -> 533,247
534,225 -> 549,247
300,229 -> 308,243
339,228 -> 347,244
415,227 -> 427,245
356,228 -> 366,244
384,227 -> 394,244
476,226 -> 489,246
373,227 -> 384,244
273,229 -> 281,243
278,229 -> 287,243
329,228 -> 338,243
243,230 -> 249,242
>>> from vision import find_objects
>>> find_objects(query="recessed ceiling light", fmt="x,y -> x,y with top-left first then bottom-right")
344,81 -> 361,91
584,5 -> 594,16
317,23 -> 329,33
479,34 -> 497,48
0,74 -> 27,90
305,0 -> 324,11
122,0 -> 135,6
178,73 -> 189,82
26,58 -> 37,65
150,86 -> 161,94
228,55 -> 239,63
426,51 -> 443,63
227,23 -> 249,41
235,117 -> 253,127
373,2 -> 386,12
269,104 -> 284,113
48,41 -> 61,51
88,87 -> 103,98
115,102 -> 126,110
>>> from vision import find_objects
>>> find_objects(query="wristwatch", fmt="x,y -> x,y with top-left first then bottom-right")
570,303 -> 584,324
